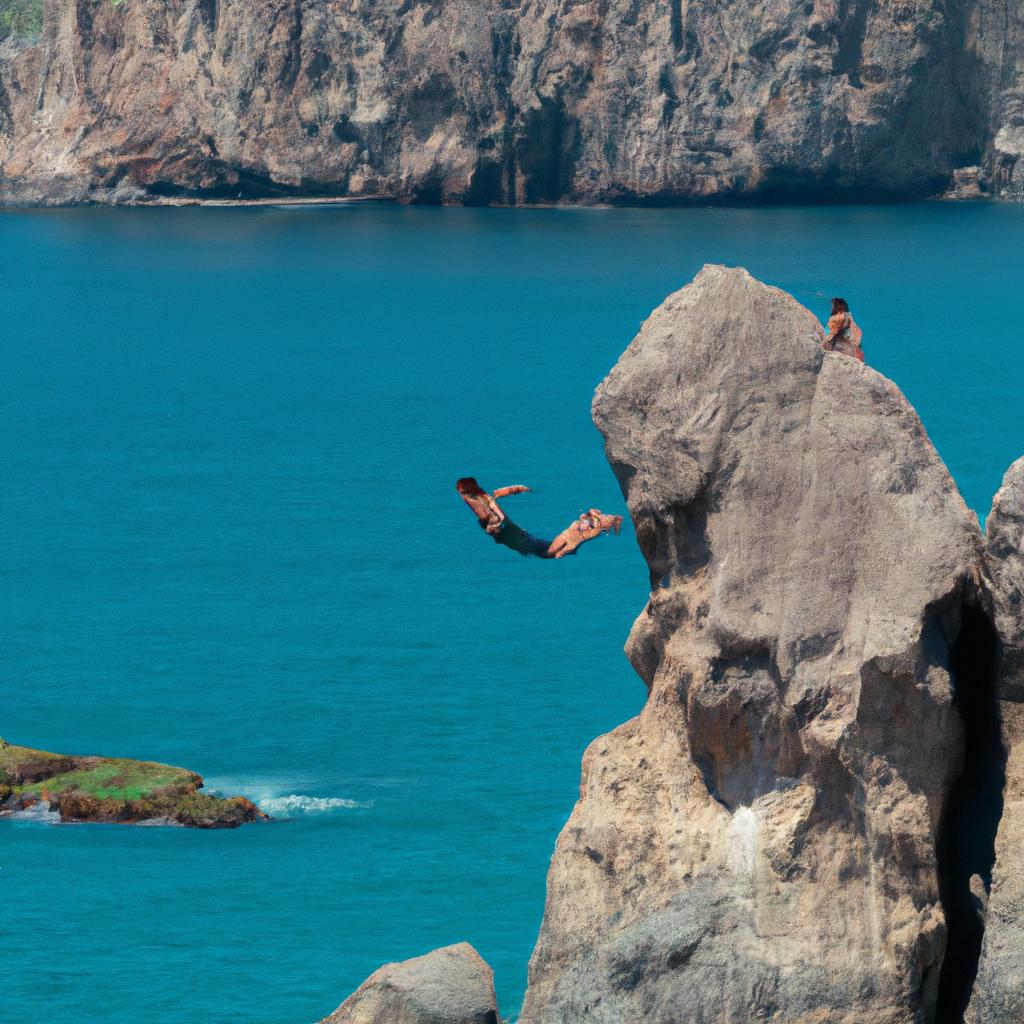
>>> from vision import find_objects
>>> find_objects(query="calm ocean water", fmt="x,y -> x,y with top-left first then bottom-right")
1,203 -> 1022,1024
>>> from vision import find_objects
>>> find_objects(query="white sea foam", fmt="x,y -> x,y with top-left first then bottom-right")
258,794 -> 372,817
6,802 -> 61,825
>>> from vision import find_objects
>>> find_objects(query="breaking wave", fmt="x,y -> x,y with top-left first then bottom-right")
257,794 -> 372,817
6,802 -> 61,825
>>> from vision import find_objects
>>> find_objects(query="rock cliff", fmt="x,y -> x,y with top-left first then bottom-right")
966,460 -> 1024,1022
517,265 -> 1018,1023
0,0 -> 1023,205
314,269 -> 1024,1021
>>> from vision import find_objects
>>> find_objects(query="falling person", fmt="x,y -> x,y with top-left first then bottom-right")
456,477 -> 623,559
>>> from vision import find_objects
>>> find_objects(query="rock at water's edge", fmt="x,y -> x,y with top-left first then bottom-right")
0,738 -> 265,828
521,265 -> 997,1023
0,0 -> 1022,204
320,943 -> 498,1024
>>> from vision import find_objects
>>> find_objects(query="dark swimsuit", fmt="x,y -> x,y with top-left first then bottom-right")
482,517 -> 551,558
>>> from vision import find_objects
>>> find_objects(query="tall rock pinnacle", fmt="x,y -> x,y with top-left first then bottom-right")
318,269 -> 1024,1022
522,266 -> 1006,1023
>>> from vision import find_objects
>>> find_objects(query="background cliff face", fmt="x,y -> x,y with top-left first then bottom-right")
0,0 -> 1021,204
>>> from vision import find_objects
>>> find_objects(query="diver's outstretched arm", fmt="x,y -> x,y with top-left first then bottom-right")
493,485 -> 531,499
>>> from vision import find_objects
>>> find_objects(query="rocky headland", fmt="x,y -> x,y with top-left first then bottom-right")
0,0 -> 1023,205
325,267 -> 1024,1022
0,737 -> 266,827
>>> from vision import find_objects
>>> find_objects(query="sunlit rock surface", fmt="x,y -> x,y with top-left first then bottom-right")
320,943 -> 499,1024
520,266 -> 1006,1023
0,0 -> 1022,204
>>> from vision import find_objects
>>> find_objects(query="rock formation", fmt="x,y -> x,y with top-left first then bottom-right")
966,459 -> 1024,1022
0,0 -> 1023,205
311,269 -> 1024,1021
0,737 -> 266,827
515,265 -> 1016,1023
319,943 -> 499,1024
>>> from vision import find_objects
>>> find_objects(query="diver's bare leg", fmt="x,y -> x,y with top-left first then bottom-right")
550,511 -> 624,559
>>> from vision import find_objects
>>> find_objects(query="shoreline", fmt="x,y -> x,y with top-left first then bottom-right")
2,190 -> 1017,213
155,194 -> 390,208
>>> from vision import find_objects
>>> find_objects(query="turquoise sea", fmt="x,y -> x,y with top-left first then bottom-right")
1,203 -> 1022,1024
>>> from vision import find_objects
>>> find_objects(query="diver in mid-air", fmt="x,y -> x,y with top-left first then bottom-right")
456,477 -> 623,559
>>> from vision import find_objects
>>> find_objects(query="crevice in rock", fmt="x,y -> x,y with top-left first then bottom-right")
669,0 -> 683,52
489,17 -> 518,204
631,494 -> 710,591
514,95 -> 580,203
934,602 -> 1004,1024
688,646 -> 803,811
0,73 -> 11,138
833,0 -> 870,88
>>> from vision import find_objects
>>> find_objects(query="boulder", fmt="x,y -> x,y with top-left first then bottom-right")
321,943 -> 499,1024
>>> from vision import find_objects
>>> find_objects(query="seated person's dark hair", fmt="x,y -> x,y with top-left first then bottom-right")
831,297 -> 849,315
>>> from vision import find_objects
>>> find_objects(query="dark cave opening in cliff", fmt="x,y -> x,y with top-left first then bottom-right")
934,603 -> 1004,1024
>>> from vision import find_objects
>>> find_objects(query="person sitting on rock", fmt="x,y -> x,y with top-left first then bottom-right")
456,477 -> 623,559
822,297 -> 865,363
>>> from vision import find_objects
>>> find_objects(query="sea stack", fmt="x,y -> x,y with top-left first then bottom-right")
519,265 -> 1017,1022
319,268 -> 1024,1020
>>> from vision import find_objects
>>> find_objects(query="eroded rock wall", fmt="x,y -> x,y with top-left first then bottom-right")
968,1 -> 1024,197
0,0 -> 1022,204
0,0 -> 512,203
967,459 -> 1024,1022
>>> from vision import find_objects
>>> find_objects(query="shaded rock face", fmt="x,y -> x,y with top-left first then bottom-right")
320,943 -> 499,1024
968,2 -> 1024,198
520,266 -> 1009,1023
0,0 -> 1022,204
967,459 -> 1024,1022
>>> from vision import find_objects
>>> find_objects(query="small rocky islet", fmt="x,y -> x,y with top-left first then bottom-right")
0,737 -> 265,828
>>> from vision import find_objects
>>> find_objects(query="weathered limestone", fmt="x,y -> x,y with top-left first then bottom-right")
0,0 -> 1023,204
521,266 -> 999,1023
312,274 -> 1023,1020
967,459 -> 1024,1022
320,943 -> 499,1024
